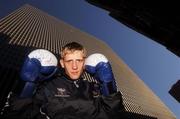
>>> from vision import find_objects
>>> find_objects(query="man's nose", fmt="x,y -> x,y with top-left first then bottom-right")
72,61 -> 78,69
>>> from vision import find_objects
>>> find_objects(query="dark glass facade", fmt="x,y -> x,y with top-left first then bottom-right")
169,80 -> 180,103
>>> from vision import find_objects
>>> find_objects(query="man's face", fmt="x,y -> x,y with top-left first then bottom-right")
60,50 -> 85,80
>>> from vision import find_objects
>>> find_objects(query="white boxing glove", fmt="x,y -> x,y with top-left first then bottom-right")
20,49 -> 58,98
85,53 -> 117,96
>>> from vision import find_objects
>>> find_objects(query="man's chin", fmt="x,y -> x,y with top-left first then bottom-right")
70,75 -> 80,80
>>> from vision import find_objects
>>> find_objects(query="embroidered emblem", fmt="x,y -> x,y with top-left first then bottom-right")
55,88 -> 70,97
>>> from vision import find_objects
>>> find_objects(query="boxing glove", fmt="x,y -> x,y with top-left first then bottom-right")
85,53 -> 117,96
20,49 -> 58,98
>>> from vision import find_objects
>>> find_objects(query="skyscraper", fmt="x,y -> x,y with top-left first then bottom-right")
169,80 -> 180,103
0,4 -> 176,119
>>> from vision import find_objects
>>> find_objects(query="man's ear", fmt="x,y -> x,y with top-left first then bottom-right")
60,59 -> 64,68
83,58 -> 86,69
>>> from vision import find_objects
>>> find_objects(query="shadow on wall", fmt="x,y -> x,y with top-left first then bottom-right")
0,32 -> 157,119
0,32 -> 60,110
123,112 -> 157,119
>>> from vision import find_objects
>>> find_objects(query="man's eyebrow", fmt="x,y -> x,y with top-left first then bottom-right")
64,59 -> 73,61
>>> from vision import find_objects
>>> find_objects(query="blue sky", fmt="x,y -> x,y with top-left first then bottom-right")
1,0 -> 180,118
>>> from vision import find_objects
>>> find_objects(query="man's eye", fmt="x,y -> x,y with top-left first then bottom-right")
64,59 -> 84,63
77,59 -> 84,62
65,60 -> 72,63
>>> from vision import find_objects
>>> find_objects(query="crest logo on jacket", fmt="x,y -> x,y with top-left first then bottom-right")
55,88 -> 70,97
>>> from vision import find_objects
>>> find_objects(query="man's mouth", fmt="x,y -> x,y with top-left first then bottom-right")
71,72 -> 78,75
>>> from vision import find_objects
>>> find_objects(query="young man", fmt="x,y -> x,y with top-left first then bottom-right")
1,42 -> 125,119
60,42 -> 87,80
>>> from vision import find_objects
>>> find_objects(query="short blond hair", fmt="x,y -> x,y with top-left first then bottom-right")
61,42 -> 87,59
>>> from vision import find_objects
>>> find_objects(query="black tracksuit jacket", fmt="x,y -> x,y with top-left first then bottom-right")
1,71 -> 125,119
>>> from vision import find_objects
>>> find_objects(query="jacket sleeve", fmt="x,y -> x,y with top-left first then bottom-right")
0,85 -> 47,119
0,93 -> 35,119
93,91 -> 126,119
